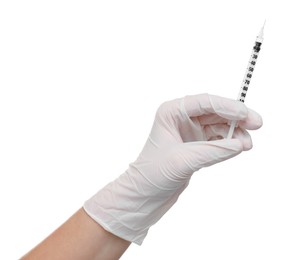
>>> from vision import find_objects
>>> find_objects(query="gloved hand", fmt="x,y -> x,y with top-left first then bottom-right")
84,93 -> 262,245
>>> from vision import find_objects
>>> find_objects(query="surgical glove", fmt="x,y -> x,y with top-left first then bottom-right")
84,93 -> 262,245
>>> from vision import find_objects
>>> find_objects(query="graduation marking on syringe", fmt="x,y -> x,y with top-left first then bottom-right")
227,22 -> 265,139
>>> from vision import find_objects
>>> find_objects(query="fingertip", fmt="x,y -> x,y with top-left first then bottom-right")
232,127 -> 254,151
229,137 -> 253,152
239,108 -> 263,130
242,138 -> 253,151
254,113 -> 263,129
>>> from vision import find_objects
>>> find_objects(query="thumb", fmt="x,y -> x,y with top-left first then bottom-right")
183,139 -> 243,171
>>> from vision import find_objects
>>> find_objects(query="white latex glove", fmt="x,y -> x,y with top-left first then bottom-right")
84,93 -> 262,245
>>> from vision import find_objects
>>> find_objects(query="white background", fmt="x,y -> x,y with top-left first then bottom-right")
0,0 -> 306,259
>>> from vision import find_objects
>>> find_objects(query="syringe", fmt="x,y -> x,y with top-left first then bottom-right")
227,23 -> 265,139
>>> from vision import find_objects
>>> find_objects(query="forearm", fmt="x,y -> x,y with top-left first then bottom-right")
21,208 -> 131,260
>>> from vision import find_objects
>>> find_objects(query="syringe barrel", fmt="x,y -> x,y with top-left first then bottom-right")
237,39 -> 262,103
227,24 -> 264,139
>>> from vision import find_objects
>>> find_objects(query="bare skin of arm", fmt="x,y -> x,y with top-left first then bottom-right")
21,208 -> 131,260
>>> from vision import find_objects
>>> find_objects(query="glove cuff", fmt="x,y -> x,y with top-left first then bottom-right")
83,196 -> 148,245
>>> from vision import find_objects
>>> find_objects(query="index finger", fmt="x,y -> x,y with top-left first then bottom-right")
183,93 -> 248,121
